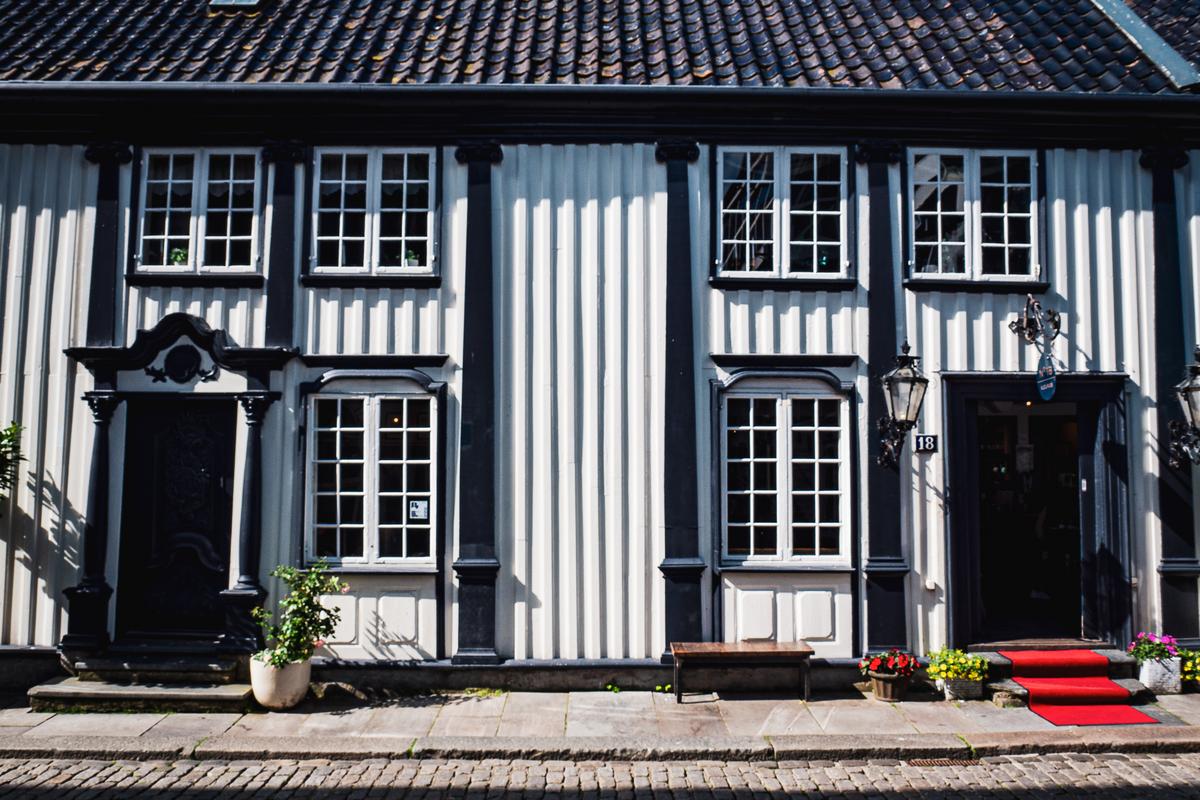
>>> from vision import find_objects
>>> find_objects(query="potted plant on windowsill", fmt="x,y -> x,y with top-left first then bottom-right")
404,249 -> 421,268
859,649 -> 919,701
926,647 -> 988,701
250,559 -> 349,710
1128,632 -> 1182,695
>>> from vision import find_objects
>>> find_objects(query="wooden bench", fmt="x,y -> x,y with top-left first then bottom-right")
670,641 -> 814,704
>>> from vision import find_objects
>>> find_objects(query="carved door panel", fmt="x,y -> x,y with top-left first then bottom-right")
116,398 -> 236,641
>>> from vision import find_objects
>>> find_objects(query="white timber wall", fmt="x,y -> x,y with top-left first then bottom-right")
0,145 -> 96,646
492,144 -> 672,660
904,149 -> 1160,652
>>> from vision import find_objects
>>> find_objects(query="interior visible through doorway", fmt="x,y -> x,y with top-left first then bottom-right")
976,400 -> 1081,642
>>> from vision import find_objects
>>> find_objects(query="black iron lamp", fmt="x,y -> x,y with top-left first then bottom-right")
1169,345 -> 1200,469
878,341 -> 929,468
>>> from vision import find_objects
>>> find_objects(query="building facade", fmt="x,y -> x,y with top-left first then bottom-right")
2,0 -> 1200,670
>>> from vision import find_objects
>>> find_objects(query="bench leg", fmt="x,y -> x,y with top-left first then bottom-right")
674,659 -> 682,704
801,661 -> 811,702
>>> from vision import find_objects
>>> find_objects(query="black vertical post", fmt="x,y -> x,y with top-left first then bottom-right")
219,391 -> 273,653
858,142 -> 909,653
61,390 -> 121,655
452,142 -> 503,665
1143,147 -> 1200,643
656,140 -> 706,657
263,142 -> 304,349
84,143 -> 132,348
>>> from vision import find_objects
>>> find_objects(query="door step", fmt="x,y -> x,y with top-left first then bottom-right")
72,654 -> 240,685
985,676 -> 1152,707
976,649 -> 1137,680
27,676 -> 253,713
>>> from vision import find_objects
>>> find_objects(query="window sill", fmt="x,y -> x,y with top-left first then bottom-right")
312,563 -> 439,575
710,276 -> 858,292
903,278 -> 1050,295
127,272 -> 265,289
719,562 -> 855,573
301,273 -> 441,289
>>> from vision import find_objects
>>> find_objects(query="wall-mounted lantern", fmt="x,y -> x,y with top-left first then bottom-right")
1169,345 -> 1200,469
878,341 -> 929,468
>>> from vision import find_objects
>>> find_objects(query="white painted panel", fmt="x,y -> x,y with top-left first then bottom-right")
379,592 -> 419,644
796,590 -> 835,642
326,595 -> 359,645
737,589 -> 777,640
721,573 -> 851,657
318,574 -> 437,660
0,145 -> 97,646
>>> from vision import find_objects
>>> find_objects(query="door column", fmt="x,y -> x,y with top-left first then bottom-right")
219,391 -> 274,653
1143,147 -> 1200,643
656,140 -> 706,656
61,391 -> 121,654
859,141 -> 909,652
452,142 -> 503,665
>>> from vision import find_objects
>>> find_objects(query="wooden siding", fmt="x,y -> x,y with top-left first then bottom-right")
0,145 -> 96,645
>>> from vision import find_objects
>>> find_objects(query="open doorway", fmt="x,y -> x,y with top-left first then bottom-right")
946,375 -> 1132,649
976,401 -> 1080,641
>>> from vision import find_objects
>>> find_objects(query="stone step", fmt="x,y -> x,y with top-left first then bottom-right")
28,676 -> 254,713
976,649 -> 1137,681
73,655 -> 240,685
985,676 -> 1153,708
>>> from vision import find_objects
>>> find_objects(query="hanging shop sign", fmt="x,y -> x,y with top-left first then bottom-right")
1009,294 -> 1063,401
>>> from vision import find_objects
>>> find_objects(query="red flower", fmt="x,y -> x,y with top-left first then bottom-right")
869,657 -> 881,671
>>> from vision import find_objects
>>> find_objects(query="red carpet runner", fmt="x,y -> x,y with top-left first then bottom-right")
998,649 -> 1157,726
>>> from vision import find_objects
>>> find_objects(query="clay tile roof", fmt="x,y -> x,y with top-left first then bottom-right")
0,0 -> 1182,92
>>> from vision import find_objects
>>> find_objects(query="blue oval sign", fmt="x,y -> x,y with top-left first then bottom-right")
1037,352 -> 1057,401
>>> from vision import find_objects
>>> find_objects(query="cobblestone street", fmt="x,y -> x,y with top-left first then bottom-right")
1,754 -> 1200,798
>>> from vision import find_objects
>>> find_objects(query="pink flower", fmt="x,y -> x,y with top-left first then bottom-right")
340,585 -> 350,594
313,639 -> 326,648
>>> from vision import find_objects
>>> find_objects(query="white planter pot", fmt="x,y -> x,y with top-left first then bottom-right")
1139,658 -> 1181,695
938,678 -> 984,701
250,659 -> 312,710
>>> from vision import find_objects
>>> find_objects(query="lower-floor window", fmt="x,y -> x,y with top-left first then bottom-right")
722,389 -> 850,563
307,392 -> 436,564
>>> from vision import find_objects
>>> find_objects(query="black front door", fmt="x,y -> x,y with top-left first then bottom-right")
947,375 -> 1132,647
116,398 -> 236,642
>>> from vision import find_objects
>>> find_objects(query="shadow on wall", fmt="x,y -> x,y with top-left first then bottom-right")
0,471 -> 84,646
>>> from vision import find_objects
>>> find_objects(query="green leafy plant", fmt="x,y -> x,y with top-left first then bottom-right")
463,687 -> 505,698
0,423 -> 23,513
252,559 -> 348,668
653,684 -> 673,693
603,682 -> 621,693
1127,632 -> 1180,664
858,649 -> 919,677
404,248 -> 419,264
926,648 -> 988,682
168,247 -> 188,265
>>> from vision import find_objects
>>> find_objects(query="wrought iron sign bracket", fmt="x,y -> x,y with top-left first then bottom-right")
1009,293 -> 1061,352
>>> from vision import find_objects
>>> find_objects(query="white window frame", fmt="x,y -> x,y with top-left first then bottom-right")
715,146 -> 850,280
906,148 -> 1040,282
310,147 -> 437,276
304,390 -> 439,568
135,148 -> 263,274
719,387 -> 852,567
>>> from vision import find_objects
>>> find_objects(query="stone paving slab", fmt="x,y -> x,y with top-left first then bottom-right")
769,732 -> 971,760
411,735 -> 776,762
21,711 -> 165,738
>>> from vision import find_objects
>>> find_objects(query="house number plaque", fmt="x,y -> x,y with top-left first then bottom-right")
913,434 -> 938,453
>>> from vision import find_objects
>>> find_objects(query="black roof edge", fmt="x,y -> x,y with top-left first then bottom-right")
3,83 -> 1199,148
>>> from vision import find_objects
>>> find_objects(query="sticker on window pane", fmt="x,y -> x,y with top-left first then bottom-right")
408,499 -> 429,521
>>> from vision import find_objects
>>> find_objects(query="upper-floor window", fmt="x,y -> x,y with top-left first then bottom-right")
720,387 -> 850,564
306,390 -> 438,566
717,147 -> 848,279
136,149 -> 262,272
908,149 -> 1038,281
311,149 -> 436,275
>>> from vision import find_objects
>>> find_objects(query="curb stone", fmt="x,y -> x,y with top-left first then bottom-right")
3,730 -> 1200,762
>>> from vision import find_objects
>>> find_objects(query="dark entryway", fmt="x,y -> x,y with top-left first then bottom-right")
977,403 -> 1081,640
946,375 -> 1132,648
116,398 -> 236,642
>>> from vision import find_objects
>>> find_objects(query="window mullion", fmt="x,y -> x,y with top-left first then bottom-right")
366,395 -> 377,563
776,147 -> 786,277
778,394 -> 790,560
368,151 -> 381,274
192,151 -> 206,273
968,152 -> 981,280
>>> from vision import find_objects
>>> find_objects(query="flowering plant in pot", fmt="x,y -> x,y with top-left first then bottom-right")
1127,632 -> 1181,695
250,560 -> 349,710
1182,649 -> 1200,692
858,649 -> 919,701
926,648 -> 988,701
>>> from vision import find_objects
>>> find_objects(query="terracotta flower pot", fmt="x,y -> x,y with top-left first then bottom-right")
250,659 -> 312,710
867,671 -> 911,701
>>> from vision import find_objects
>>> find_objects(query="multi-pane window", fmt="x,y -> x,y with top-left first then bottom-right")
312,149 -> 435,274
138,149 -> 261,272
308,393 -> 436,565
722,391 -> 848,562
718,147 -> 847,278
909,149 -> 1038,280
